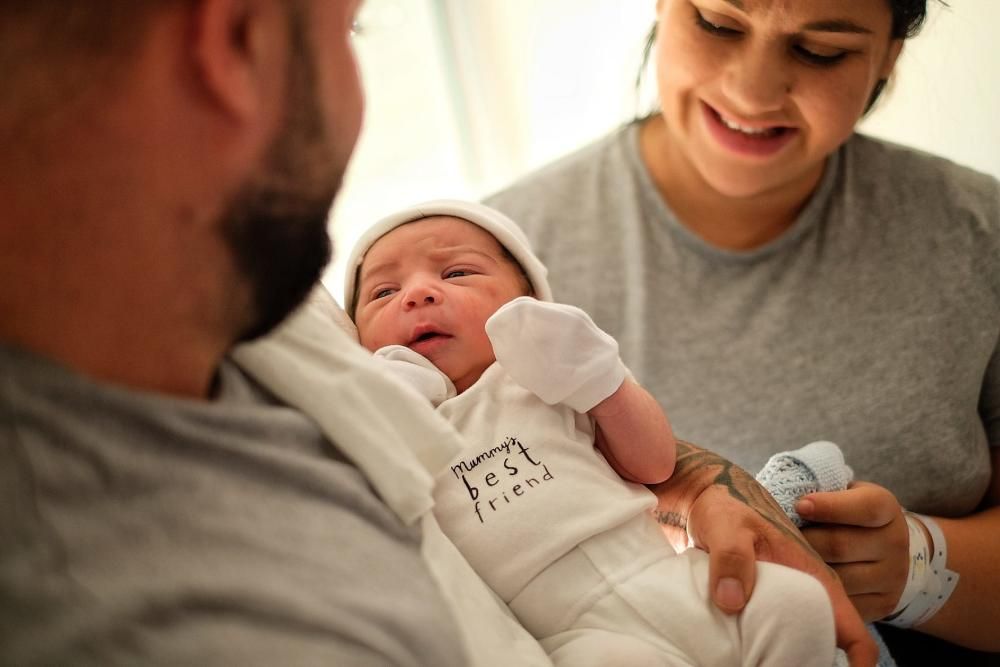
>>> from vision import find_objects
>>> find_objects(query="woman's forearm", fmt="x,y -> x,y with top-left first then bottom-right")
916,449 -> 1000,650
918,507 -> 1000,650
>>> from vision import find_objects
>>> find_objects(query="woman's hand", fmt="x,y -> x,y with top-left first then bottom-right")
796,481 -> 910,621
651,440 -> 878,667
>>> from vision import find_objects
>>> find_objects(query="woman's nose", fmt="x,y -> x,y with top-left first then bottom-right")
720,45 -> 792,115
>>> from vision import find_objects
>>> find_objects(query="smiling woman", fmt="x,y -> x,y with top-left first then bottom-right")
645,0 -> 904,219
482,0 -> 1000,664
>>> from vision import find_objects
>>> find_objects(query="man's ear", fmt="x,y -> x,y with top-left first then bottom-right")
191,0 -> 287,123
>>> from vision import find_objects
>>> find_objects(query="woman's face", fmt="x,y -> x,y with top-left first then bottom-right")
653,0 -> 903,199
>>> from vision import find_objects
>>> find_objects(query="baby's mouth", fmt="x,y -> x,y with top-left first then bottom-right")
408,326 -> 452,348
412,331 -> 443,343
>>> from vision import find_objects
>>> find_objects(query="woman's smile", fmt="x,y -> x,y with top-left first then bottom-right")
701,101 -> 798,158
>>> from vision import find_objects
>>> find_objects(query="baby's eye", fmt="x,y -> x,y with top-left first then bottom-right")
444,269 -> 473,279
373,287 -> 396,300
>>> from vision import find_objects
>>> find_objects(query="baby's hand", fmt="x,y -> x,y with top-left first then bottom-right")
485,297 -> 626,412
372,345 -> 456,406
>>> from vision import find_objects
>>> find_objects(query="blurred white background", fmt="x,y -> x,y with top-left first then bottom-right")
325,0 -> 1000,302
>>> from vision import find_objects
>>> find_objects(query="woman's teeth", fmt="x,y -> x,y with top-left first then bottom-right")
719,115 -> 781,137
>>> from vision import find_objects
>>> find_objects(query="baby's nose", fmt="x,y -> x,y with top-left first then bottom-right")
407,294 -> 436,307
403,279 -> 443,309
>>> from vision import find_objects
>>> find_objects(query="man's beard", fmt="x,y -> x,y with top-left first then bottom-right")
221,14 -> 341,343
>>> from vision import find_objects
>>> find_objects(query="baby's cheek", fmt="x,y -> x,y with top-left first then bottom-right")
357,332 -> 378,352
355,316 -> 383,351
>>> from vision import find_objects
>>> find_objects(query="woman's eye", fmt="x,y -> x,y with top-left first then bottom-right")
794,44 -> 848,66
695,9 -> 741,37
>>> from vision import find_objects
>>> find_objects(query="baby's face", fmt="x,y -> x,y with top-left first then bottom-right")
354,216 -> 529,392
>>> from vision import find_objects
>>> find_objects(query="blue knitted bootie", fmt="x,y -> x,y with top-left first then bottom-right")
756,440 -> 854,525
756,441 -> 896,667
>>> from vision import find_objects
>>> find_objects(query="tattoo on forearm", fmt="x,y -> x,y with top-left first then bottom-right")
655,511 -> 686,530
653,440 -> 823,562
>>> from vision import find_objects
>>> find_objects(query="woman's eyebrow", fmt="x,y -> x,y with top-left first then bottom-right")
802,19 -> 873,35
719,1 -> 873,35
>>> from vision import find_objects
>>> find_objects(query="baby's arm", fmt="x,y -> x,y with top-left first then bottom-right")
486,296 -> 675,484
590,378 -> 676,485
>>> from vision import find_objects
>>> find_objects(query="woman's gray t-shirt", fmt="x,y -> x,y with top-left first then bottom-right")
486,126 -> 1000,517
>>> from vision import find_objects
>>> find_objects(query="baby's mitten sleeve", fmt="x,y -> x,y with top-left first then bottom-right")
485,297 -> 627,412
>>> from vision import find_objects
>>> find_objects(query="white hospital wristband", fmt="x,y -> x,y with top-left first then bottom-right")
887,513 -> 929,617
884,513 -> 959,628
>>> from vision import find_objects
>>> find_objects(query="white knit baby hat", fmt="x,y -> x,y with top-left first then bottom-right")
343,199 -> 554,316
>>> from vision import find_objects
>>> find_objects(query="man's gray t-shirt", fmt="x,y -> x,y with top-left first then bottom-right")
0,344 -> 465,666
487,127 -> 1000,517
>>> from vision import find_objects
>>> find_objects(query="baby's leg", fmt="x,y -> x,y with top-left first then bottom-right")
508,518 -> 699,667
559,546 -> 835,667
541,628 -> 693,667
603,547 -> 835,667
740,558 -> 838,667
511,515 -> 834,667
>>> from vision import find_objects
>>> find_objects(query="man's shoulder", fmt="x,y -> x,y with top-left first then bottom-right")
0,345 -> 470,667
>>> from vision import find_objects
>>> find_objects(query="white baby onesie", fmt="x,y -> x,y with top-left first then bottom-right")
434,362 -> 655,602
381,351 -> 836,667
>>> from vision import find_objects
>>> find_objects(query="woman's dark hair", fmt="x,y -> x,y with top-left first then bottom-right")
636,0 -> 946,116
889,0 -> 935,38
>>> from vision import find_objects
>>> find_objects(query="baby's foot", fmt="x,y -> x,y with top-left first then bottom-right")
757,443 -> 896,667
755,440 -> 853,527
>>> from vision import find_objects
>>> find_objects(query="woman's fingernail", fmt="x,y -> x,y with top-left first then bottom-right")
716,577 -> 745,609
796,498 -> 814,516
